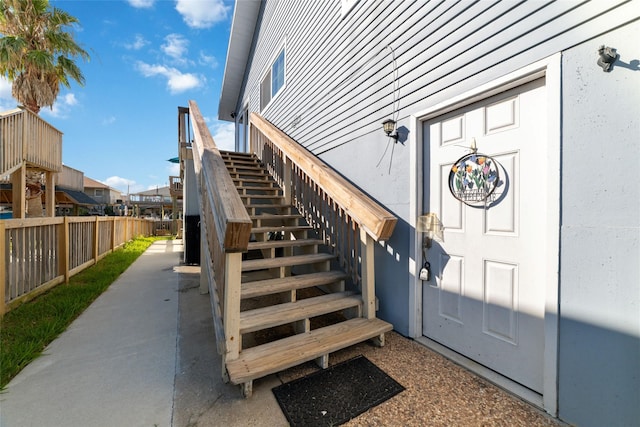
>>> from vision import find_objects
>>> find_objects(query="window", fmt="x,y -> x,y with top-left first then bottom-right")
94,189 -> 103,197
260,47 -> 285,111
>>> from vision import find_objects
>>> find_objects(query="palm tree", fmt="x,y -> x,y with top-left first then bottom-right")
0,0 -> 89,113
1,0 -> 89,216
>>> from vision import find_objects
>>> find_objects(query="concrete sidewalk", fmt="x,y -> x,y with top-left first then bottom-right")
0,240 -> 287,427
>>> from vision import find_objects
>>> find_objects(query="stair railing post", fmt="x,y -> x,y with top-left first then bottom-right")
282,155 -> 292,205
359,228 -> 376,319
223,251 -> 242,361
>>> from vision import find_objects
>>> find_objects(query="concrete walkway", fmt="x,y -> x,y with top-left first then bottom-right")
0,240 -> 287,427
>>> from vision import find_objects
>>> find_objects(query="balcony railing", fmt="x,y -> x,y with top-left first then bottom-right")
0,108 -> 63,176
169,175 -> 183,198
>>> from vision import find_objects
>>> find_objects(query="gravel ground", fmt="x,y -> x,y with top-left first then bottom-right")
276,331 -> 563,427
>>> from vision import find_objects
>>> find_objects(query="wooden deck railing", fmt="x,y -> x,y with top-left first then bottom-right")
187,101 -> 252,376
169,175 -> 183,197
0,108 -> 63,176
250,113 -> 397,317
1,216 -> 154,315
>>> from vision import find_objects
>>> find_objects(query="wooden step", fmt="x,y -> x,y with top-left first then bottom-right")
239,291 -> 360,334
250,214 -> 301,220
240,194 -> 284,200
241,271 -> 348,298
224,158 -> 261,166
242,253 -> 335,272
229,170 -> 269,177
232,177 -> 274,185
251,225 -> 312,235
220,151 -> 254,158
238,186 -> 280,192
228,166 -> 266,173
247,238 -> 323,250
221,151 -> 254,157
226,317 -> 393,385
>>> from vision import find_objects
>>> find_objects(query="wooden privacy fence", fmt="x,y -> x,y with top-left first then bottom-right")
1,216 -> 154,315
250,113 -> 397,313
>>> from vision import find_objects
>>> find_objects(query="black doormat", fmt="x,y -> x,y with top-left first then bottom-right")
272,356 -> 405,427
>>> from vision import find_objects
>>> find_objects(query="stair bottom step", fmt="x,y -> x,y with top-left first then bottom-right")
226,317 -> 392,385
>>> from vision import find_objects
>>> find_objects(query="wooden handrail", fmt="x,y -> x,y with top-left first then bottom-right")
250,113 -> 396,241
189,101 -> 251,252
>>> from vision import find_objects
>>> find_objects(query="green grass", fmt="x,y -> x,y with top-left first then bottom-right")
0,236 -> 170,389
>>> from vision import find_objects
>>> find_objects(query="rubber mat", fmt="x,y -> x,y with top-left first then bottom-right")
272,355 -> 405,427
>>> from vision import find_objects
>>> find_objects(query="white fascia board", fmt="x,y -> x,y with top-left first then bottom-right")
218,1 -> 261,122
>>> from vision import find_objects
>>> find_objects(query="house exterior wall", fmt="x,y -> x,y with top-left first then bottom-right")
236,0 -> 637,329
228,1 -> 639,423
558,21 -> 640,427
57,165 -> 84,191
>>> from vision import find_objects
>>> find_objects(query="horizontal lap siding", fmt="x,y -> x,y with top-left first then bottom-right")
241,0 -> 636,154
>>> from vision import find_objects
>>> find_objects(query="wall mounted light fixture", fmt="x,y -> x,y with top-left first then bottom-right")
382,118 -> 399,141
597,45 -> 617,72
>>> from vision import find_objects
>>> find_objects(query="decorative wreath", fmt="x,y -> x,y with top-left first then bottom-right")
448,152 -> 500,207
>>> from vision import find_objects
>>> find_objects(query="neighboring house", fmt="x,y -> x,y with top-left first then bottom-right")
83,176 -> 121,214
129,186 -> 173,218
0,165 -> 99,216
218,1 -> 639,426
56,165 -> 99,216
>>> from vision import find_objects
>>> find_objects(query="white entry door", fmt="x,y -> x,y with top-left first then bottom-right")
422,78 -> 547,393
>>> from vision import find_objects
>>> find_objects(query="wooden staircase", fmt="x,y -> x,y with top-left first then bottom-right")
220,150 -> 393,397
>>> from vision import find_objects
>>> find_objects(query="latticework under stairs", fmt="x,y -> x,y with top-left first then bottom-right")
219,150 -> 392,395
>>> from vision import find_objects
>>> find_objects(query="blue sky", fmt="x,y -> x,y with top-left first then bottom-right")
0,0 -> 236,195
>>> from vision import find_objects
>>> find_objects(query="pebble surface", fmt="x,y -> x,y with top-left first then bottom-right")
276,331 -> 563,427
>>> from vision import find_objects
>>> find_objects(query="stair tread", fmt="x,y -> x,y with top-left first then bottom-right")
250,214 -> 301,219
240,194 -> 284,199
241,271 -> 348,298
239,291 -> 360,334
247,238 -> 323,250
239,186 -> 279,191
244,204 -> 294,213
232,177 -> 274,183
251,225 -> 312,233
226,317 -> 393,384
242,253 -> 335,271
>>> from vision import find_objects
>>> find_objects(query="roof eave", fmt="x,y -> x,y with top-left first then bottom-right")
218,1 -> 261,122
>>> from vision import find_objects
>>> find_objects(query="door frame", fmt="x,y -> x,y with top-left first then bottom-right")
408,54 -> 561,415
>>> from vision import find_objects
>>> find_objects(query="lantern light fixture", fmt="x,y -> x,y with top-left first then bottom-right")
382,118 -> 399,141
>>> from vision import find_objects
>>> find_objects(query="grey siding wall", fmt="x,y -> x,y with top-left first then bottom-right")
238,0 -> 638,334
558,21 -> 640,427
235,1 -> 640,423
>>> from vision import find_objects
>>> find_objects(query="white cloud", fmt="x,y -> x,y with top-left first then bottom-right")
104,176 -> 140,194
125,34 -> 149,50
0,76 -> 12,99
210,120 -> 235,151
0,76 -> 16,111
63,93 -> 78,106
167,162 -> 180,177
175,0 -> 230,29
162,34 -> 189,64
127,0 -> 155,9
102,116 -> 116,125
199,51 -> 218,68
42,92 -> 79,119
136,61 -> 203,94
